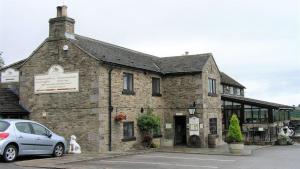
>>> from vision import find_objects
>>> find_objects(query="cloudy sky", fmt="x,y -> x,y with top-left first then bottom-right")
0,0 -> 299,106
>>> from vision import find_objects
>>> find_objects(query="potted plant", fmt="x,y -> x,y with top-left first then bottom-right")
115,112 -> 127,122
226,114 -> 244,154
137,107 -> 161,148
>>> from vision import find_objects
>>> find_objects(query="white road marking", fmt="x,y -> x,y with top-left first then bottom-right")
137,154 -> 235,162
100,160 -> 218,168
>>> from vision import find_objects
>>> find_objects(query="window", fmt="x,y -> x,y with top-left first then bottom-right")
123,122 -> 135,141
208,78 -> 217,95
229,86 -> 234,95
31,123 -> 48,136
16,122 -> 32,134
233,87 -> 237,95
209,118 -> 218,134
0,121 -> 10,132
152,78 -> 161,96
236,88 -> 241,96
122,73 -> 134,95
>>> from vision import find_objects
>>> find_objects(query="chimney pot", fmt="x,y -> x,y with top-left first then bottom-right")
57,5 -> 68,17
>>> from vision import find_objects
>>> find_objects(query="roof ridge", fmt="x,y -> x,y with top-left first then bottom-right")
74,34 -> 159,60
161,53 -> 212,59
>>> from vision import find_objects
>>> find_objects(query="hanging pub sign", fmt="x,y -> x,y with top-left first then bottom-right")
1,68 -> 20,83
189,117 -> 200,136
34,65 -> 79,94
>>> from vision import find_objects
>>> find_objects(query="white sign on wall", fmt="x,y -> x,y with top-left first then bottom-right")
34,65 -> 79,94
1,68 -> 19,83
189,117 -> 200,136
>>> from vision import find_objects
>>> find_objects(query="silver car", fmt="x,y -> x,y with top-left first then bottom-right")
0,119 -> 67,162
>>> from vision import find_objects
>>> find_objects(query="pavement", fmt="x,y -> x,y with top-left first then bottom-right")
0,144 -> 290,169
157,144 -> 267,156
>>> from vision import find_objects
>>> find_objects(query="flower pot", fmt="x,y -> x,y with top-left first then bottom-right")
229,143 -> 244,154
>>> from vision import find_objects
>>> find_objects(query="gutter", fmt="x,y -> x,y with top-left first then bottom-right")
108,66 -> 113,151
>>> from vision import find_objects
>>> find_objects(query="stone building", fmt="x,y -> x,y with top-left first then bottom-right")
0,6 -> 292,152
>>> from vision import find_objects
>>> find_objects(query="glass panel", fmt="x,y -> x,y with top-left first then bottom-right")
209,118 -> 218,134
123,74 -> 128,90
230,87 -> 234,94
233,87 -> 237,95
0,121 -> 10,132
260,109 -> 268,123
32,123 -> 48,135
252,109 -> 259,123
123,122 -> 134,138
128,74 -> 133,91
224,101 -> 232,109
16,122 -> 32,134
244,105 -> 251,109
237,88 -> 241,95
244,109 -> 252,123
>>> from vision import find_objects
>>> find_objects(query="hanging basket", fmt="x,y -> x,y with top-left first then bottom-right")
115,112 -> 127,122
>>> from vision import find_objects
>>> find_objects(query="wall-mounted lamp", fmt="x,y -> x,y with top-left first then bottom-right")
188,102 -> 196,115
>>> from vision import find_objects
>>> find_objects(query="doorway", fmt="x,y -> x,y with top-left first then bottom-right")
174,116 -> 187,146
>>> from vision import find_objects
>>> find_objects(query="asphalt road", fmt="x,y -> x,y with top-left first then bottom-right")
1,144 -> 300,169
67,145 -> 300,169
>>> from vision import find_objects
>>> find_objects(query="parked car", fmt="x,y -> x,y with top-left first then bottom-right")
0,119 -> 67,162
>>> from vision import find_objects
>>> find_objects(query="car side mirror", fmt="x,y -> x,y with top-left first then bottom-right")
44,131 -> 52,138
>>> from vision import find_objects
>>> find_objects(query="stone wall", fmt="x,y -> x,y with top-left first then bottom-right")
162,74 -> 203,146
98,65 -> 165,152
201,57 -> 222,146
19,39 -> 101,152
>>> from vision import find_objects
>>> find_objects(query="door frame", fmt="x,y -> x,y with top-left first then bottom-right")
174,115 -> 187,146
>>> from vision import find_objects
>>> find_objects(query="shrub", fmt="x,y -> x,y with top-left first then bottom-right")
137,107 -> 161,147
227,114 -> 243,143
137,112 -> 160,135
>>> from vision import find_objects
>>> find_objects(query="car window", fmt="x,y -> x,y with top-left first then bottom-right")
0,121 -> 10,132
15,122 -> 32,134
31,123 -> 48,136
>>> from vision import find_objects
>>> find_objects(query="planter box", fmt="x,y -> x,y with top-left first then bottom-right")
229,143 -> 244,154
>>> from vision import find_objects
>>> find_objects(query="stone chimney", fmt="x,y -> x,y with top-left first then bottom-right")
49,6 -> 75,39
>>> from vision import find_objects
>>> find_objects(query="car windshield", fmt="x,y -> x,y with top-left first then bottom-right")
0,121 -> 10,132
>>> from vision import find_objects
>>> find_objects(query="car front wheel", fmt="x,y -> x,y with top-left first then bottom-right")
53,143 -> 64,157
3,144 -> 18,162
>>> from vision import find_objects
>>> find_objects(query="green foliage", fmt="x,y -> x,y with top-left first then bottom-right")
227,114 -> 243,143
137,107 -> 160,135
0,54 -> 4,68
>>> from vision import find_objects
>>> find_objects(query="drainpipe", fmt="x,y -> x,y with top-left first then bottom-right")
108,67 -> 113,151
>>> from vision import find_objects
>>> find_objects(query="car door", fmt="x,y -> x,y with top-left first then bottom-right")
15,122 -> 39,155
31,123 -> 55,154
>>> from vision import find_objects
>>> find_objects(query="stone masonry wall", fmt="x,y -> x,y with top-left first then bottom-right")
98,65 -> 165,152
19,39 -> 101,152
202,57 -> 222,146
162,74 -> 204,146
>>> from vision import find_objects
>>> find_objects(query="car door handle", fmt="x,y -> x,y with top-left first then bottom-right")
18,136 -> 23,139
36,138 -> 41,140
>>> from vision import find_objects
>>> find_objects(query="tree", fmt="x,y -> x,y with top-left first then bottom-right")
227,114 -> 243,143
0,51 -> 4,68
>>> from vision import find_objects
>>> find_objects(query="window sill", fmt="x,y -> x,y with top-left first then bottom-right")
122,90 -> 135,95
208,93 -> 218,97
122,137 -> 136,142
152,93 -> 162,97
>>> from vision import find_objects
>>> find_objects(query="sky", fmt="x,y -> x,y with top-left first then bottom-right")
0,0 -> 299,106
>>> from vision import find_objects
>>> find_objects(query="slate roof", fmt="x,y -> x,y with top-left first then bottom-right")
220,72 -> 245,89
70,34 -> 211,74
222,94 -> 293,109
0,88 -> 29,114
0,59 -> 26,71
